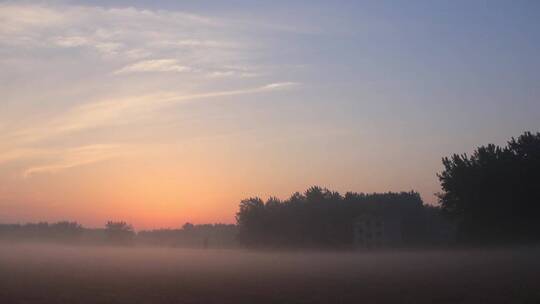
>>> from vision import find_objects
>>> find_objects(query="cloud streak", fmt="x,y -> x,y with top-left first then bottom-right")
114,59 -> 191,74
29,82 -> 298,138
1,82 -> 299,176
22,145 -> 124,177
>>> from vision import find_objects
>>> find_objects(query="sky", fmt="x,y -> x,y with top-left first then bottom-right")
1,0 -> 539,229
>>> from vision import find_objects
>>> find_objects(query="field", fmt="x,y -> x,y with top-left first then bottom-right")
1,243 -> 539,304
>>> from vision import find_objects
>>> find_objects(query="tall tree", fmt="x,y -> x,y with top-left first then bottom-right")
438,131 -> 540,243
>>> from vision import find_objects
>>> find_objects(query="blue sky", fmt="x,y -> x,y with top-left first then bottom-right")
0,0 -> 539,227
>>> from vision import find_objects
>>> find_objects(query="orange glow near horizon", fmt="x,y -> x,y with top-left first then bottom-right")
0,141 -> 439,230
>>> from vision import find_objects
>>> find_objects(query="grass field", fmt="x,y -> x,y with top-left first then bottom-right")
1,243 -> 539,303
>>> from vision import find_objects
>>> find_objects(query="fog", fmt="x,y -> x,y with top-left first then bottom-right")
1,242 -> 540,303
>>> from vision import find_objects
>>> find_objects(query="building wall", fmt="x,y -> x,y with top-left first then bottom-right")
353,215 -> 402,249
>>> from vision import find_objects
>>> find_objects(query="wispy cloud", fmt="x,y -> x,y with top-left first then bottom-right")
0,4 -> 65,34
261,82 -> 299,90
114,59 -> 191,74
1,82 -> 299,176
22,145 -> 124,177
165,39 -> 239,48
0,3 -> 251,74
53,35 -> 89,47
0,3 -> 305,87
29,82 -> 299,137
0,148 -> 55,166
0,3 -> 303,178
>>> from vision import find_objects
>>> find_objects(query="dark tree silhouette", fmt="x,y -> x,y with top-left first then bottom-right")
137,223 -> 238,248
438,131 -> 540,243
0,221 -> 83,242
182,222 -> 195,230
236,186 -> 430,248
236,197 -> 266,246
105,221 -> 135,244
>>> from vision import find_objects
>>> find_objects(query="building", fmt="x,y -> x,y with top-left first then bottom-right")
353,214 -> 402,249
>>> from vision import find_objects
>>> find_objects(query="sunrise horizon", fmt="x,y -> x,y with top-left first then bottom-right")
2,1 -> 539,229
2,2 -> 540,304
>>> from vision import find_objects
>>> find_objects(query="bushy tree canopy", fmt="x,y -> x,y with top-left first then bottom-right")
438,131 -> 540,243
105,221 -> 135,243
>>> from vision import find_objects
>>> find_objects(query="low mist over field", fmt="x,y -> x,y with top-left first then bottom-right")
1,243 -> 540,304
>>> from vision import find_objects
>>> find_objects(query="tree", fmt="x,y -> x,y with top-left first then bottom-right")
182,222 -> 195,230
105,221 -> 134,244
236,197 -> 265,246
437,131 -> 540,243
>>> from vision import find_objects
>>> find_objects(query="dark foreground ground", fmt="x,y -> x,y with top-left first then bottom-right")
1,243 -> 539,304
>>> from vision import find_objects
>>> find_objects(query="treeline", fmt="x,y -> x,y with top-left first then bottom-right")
0,221 -> 84,242
0,221 -> 237,248
235,131 -> 540,248
235,187 -> 452,248
138,223 -> 238,248
0,221 -> 134,245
